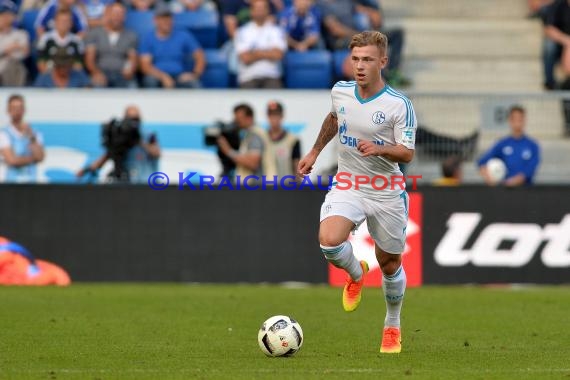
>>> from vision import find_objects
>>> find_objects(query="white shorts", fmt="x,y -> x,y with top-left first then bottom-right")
320,188 -> 409,254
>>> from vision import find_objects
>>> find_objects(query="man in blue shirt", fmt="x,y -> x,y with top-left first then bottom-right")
477,105 -> 541,186
279,0 -> 322,51
139,4 -> 206,88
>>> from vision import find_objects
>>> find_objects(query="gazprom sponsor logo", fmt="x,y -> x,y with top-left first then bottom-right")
338,120 -> 384,147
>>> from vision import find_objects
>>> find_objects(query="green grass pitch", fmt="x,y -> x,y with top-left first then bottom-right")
1,284 -> 569,380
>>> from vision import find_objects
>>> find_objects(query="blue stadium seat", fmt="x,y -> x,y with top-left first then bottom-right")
285,51 -> 332,89
20,9 -> 39,43
125,10 -> 155,39
333,50 -> 350,81
201,49 -> 229,88
174,9 -> 219,48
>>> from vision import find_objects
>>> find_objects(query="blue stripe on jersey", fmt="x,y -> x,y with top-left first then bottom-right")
392,87 -> 415,126
387,87 -> 413,126
387,88 -> 414,127
387,89 -> 410,126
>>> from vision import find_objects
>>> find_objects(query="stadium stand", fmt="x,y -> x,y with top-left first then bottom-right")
284,50 -> 332,89
3,0 -> 570,184
201,48 -> 230,88
173,8 -> 219,48
20,8 -> 39,43
376,0 -> 570,183
124,10 -> 154,39
332,49 -> 349,82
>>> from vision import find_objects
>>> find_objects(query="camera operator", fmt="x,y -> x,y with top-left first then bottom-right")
204,120 -> 240,180
77,105 -> 160,183
215,103 -> 276,179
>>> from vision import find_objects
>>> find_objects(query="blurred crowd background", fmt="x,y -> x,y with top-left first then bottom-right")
0,0 -> 569,186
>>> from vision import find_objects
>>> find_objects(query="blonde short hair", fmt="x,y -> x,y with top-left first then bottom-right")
349,31 -> 388,56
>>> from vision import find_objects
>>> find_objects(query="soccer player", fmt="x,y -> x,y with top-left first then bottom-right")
298,31 -> 416,354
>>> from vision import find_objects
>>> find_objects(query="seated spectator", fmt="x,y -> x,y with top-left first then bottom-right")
318,0 -> 408,86
235,0 -> 286,88
543,0 -> 570,90
528,0 -> 554,19
0,94 -> 44,183
33,48 -> 90,87
36,9 -> 84,74
170,0 -> 217,13
432,155 -> 462,186
179,0 -> 205,11
126,0 -> 156,11
85,2 -> 138,88
139,4 -> 206,88
35,0 -> 88,38
477,105 -> 540,186
317,0 -> 361,50
220,0 -> 283,40
0,1 -> 29,86
279,0 -> 322,51
80,0 -> 116,29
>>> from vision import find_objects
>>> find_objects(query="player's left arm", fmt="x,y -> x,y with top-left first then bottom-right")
357,142 -> 414,163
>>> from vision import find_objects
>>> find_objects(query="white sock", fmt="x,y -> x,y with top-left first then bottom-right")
382,265 -> 406,328
320,241 -> 363,281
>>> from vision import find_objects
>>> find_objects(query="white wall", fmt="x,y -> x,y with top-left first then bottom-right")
0,89 -> 338,182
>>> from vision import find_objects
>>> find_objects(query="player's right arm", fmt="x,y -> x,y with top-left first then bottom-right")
297,112 -> 337,176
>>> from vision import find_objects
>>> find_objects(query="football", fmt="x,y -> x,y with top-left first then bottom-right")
486,158 -> 507,183
257,315 -> 304,357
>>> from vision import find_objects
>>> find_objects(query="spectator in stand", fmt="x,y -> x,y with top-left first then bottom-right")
126,0 -> 156,11
0,94 -> 45,183
33,47 -> 90,87
0,1 -> 29,86
318,0 -> 408,86
432,155 -> 462,186
220,0 -> 283,40
80,0 -> 116,29
528,0 -> 554,19
139,4 -> 206,88
170,0 -> 217,13
266,100 -> 301,177
278,0 -> 322,51
235,0 -> 287,88
543,0 -> 570,90
317,0 -> 364,50
35,0 -> 88,38
477,105 -> 540,186
85,2 -> 138,88
36,9 -> 84,74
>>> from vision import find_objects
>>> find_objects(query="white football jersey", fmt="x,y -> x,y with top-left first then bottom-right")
330,81 -> 417,199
